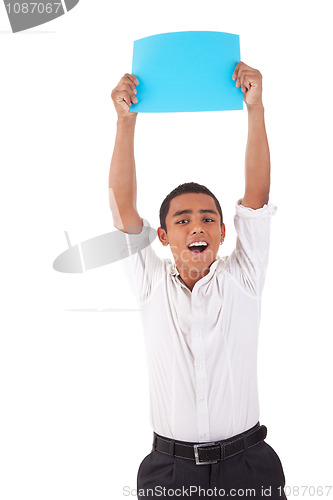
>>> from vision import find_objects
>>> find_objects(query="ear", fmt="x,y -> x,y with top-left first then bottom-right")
157,227 -> 169,246
221,223 -> 226,242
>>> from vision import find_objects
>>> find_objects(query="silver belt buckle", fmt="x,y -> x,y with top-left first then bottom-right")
194,441 -> 219,465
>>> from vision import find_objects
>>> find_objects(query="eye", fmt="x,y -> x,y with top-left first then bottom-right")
176,218 -> 215,224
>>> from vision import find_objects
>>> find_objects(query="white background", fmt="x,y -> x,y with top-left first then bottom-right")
1,1 -> 332,499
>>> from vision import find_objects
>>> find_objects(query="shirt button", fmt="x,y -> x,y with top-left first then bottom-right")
200,433 -> 207,439
196,364 -> 201,369
199,396 -> 204,402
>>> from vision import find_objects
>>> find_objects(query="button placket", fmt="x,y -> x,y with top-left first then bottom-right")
191,290 -> 210,442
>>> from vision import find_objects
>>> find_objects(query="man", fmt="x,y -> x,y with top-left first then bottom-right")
109,62 -> 287,499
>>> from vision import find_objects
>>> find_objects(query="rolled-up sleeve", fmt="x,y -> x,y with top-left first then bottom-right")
225,199 -> 277,296
114,218 -> 165,304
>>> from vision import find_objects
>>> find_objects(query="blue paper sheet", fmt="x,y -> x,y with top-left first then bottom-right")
130,31 -> 243,113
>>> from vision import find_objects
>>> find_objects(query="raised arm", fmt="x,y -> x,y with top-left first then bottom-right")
232,62 -> 270,209
109,73 -> 143,234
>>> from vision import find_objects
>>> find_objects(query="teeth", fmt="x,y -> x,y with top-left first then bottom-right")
188,241 -> 208,247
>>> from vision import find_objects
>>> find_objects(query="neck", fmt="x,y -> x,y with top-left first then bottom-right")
177,261 -> 215,291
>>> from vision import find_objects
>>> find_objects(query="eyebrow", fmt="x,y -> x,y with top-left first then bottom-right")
172,209 -> 218,218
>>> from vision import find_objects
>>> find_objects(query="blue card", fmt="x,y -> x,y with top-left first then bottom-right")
130,31 -> 243,113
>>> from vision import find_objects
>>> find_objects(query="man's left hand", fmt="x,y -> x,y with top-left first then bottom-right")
232,62 -> 263,107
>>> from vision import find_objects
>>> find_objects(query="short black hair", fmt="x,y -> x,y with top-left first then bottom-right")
159,182 -> 223,233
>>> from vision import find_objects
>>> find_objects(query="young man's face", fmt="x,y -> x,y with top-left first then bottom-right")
157,193 -> 226,278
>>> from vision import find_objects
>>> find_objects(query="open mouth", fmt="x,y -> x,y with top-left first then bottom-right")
187,242 -> 209,254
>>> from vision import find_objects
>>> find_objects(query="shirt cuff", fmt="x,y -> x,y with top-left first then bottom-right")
235,199 -> 277,218
112,218 -> 154,257
113,217 -> 151,235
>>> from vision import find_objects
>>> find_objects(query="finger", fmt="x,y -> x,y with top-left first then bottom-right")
244,72 -> 261,90
240,74 -> 250,89
232,61 -> 249,79
125,73 -> 139,85
123,85 -> 138,103
118,82 -> 137,96
238,62 -> 252,72
115,90 -> 132,107
238,70 -> 250,86
115,74 -> 138,94
120,77 -> 136,94
236,72 -> 245,86
122,88 -> 138,105
237,70 -> 256,89
233,63 -> 257,83
232,61 -> 243,80
124,73 -> 139,86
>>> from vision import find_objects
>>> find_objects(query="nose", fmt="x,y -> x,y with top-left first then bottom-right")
190,222 -> 205,234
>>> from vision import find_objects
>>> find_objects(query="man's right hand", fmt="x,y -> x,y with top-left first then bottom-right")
111,73 -> 139,118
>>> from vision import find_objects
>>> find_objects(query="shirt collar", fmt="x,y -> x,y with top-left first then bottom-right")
169,258 -> 221,281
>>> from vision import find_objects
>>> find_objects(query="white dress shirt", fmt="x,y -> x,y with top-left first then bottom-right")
116,199 -> 277,442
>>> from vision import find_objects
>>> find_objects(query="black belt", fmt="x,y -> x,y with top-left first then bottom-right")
153,422 -> 267,465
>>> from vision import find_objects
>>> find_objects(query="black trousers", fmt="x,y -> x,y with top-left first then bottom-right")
137,424 -> 287,499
